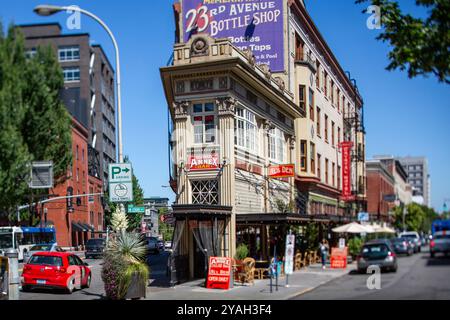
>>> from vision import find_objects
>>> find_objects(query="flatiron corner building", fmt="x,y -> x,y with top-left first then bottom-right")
161,0 -> 366,283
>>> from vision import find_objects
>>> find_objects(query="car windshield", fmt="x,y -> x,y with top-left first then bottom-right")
401,234 -> 417,239
362,244 -> 389,254
391,238 -> 405,243
0,234 -> 13,249
435,234 -> 450,240
87,239 -> 105,246
30,245 -> 52,251
28,255 -> 63,266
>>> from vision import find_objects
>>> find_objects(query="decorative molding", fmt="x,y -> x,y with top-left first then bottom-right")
216,97 -> 237,116
191,37 -> 209,57
173,101 -> 189,120
242,48 -> 256,67
264,120 -> 275,134
289,135 -> 296,150
274,76 -> 285,91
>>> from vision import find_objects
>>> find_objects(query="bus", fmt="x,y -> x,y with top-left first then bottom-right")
431,219 -> 450,235
0,226 -> 56,261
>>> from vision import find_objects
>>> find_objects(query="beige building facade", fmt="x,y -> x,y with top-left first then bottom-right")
160,0 -> 366,283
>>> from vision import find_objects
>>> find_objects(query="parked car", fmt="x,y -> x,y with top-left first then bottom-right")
146,237 -> 160,254
85,238 -> 106,259
399,231 -> 422,253
389,237 -> 413,256
23,243 -> 64,263
430,231 -> 450,258
21,252 -> 91,293
164,241 -> 172,250
357,239 -> 398,273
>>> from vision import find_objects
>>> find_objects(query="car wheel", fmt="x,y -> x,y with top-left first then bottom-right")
66,278 -> 75,294
83,274 -> 91,289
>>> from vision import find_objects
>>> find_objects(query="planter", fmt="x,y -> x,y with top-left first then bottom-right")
124,272 -> 147,300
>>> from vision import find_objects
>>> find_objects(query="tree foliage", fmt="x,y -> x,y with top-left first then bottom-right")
357,0 -> 450,84
392,203 -> 439,232
0,24 -> 72,221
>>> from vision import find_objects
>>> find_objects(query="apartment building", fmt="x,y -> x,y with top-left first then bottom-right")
397,157 -> 431,207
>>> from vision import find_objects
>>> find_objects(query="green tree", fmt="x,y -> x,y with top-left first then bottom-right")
356,0 -> 450,84
158,207 -> 174,241
0,24 -> 72,221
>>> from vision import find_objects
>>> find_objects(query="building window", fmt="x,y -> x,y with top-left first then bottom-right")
299,85 -> 306,111
90,211 -> 94,225
337,89 -> 341,112
246,90 -> 258,105
98,213 -> 102,229
317,153 -> 321,180
235,107 -> 257,152
325,158 -> 329,184
331,81 -> 335,104
338,127 -> 341,146
268,127 -> 286,163
295,35 -> 304,61
193,102 -> 216,144
332,162 -> 336,187
300,140 -> 307,172
324,72 -> 328,97
63,67 -> 80,82
76,168 -> 79,182
331,121 -> 335,146
324,115 -> 329,143
342,96 -> 345,114
337,165 -> 341,189
316,107 -> 321,137
192,180 -> 219,205
309,89 -> 314,121
310,143 -> 316,175
316,62 -> 320,89
59,46 -> 80,62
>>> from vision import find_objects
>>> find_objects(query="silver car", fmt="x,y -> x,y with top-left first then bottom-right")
357,240 -> 398,273
23,243 -> 64,263
430,231 -> 450,258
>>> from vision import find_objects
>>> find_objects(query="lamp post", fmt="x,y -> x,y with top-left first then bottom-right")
34,5 -> 124,164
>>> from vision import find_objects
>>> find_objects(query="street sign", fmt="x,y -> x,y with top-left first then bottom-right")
127,204 -> 145,214
284,234 -> 295,275
108,163 -> 133,203
358,212 -> 370,222
383,194 -> 397,203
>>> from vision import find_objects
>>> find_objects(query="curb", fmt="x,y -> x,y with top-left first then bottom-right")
284,269 -> 351,300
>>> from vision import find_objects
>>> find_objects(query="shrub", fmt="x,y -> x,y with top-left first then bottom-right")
235,243 -> 249,261
348,237 -> 364,258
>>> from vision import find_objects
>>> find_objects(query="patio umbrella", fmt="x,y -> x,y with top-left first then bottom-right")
373,225 -> 396,234
332,222 -> 374,234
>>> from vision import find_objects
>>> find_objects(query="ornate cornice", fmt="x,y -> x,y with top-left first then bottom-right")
173,101 -> 189,120
216,97 -> 237,116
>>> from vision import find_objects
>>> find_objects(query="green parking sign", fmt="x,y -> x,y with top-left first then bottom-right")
108,163 -> 133,203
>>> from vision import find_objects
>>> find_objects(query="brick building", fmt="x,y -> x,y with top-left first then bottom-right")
366,160 -> 395,222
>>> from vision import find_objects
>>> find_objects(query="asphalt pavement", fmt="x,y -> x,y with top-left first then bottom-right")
293,246 -> 450,300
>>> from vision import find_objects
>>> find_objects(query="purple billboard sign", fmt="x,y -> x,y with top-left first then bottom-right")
182,0 -> 285,72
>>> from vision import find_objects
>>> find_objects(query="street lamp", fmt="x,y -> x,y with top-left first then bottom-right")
34,4 -> 124,164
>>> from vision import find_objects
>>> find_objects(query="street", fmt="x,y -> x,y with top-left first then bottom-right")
19,251 -> 171,300
294,246 -> 450,300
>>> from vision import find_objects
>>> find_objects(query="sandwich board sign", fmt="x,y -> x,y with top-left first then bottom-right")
109,163 -> 133,203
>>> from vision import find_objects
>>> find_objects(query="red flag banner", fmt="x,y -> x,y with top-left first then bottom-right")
339,141 -> 354,201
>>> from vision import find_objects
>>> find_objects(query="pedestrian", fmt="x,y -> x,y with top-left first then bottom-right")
319,239 -> 329,269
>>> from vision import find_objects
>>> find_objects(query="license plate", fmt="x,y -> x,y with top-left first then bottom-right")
36,280 -> 46,285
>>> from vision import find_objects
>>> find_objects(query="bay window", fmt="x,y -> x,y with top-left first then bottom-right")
268,127 -> 286,163
235,107 -> 257,152
193,102 -> 216,144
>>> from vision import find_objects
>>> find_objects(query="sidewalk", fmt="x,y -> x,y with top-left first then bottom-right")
145,262 -> 355,300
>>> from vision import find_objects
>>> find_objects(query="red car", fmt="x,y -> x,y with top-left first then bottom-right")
21,252 -> 91,293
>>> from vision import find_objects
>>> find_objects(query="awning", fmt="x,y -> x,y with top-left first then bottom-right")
72,221 -> 87,232
172,204 -> 232,219
79,222 -> 95,232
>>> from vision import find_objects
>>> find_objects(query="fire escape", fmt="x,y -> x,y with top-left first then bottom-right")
343,72 -> 367,215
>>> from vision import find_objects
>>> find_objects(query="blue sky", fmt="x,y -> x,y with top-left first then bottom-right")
2,0 -> 449,212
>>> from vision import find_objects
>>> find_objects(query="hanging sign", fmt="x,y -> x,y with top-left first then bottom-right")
268,164 -> 295,178
339,142 -> 354,201
206,256 -> 232,290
